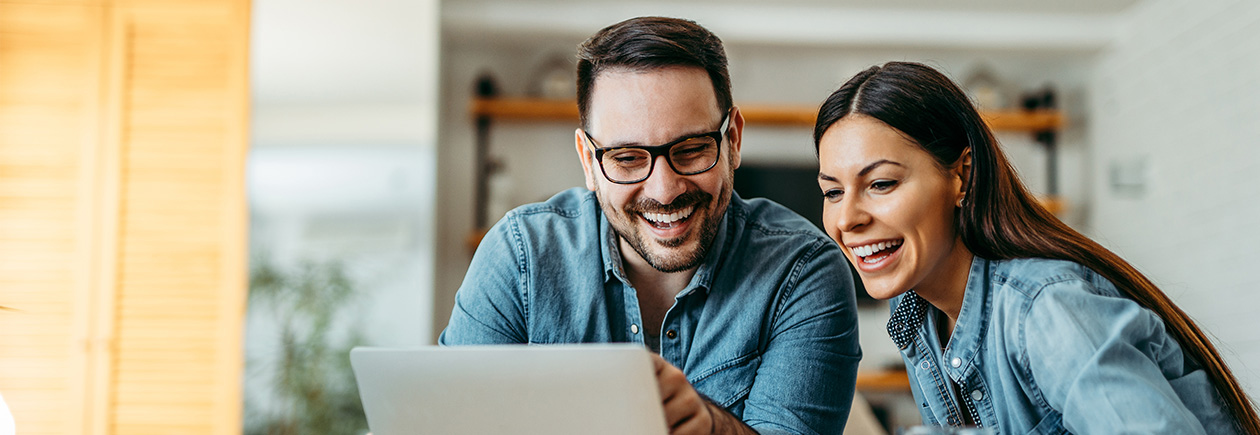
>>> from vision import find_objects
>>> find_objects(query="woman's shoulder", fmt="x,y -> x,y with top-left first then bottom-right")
988,257 -> 1114,298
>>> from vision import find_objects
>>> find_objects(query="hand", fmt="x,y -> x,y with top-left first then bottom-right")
651,353 -> 715,435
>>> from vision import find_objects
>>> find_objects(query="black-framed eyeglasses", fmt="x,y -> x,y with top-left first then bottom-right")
583,111 -> 731,184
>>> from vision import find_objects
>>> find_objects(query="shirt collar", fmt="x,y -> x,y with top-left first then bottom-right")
598,195 -> 736,296
943,256 -> 990,368
887,291 -> 930,350
886,256 -> 990,355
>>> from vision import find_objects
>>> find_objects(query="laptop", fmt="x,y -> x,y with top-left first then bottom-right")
350,344 -> 668,435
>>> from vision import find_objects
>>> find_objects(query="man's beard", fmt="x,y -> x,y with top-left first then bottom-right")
598,186 -> 731,273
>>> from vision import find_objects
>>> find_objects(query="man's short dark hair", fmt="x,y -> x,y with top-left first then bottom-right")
576,17 -> 732,130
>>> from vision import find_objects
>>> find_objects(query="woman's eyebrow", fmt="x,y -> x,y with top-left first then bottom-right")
818,160 -> 904,182
859,160 -> 902,177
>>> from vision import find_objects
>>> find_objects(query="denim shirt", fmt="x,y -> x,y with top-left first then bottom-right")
888,256 -> 1239,435
440,188 -> 862,435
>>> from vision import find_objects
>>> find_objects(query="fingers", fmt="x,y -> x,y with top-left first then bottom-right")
651,354 -> 714,435
673,411 -> 712,435
664,393 -> 713,435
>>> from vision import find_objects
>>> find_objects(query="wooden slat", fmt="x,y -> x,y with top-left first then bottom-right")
0,3 -> 102,435
107,2 -> 248,434
470,97 -> 1065,131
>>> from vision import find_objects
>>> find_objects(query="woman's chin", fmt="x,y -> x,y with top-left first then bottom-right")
859,279 -> 908,301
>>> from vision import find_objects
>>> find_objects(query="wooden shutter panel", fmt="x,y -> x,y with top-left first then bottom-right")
0,3 -> 105,434
0,1 -> 248,434
110,4 -> 248,433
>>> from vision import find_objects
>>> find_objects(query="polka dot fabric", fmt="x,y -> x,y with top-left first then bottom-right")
887,291 -> 929,350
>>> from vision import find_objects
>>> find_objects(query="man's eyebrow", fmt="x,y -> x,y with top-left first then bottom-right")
594,127 -> 717,149
818,160 -> 903,182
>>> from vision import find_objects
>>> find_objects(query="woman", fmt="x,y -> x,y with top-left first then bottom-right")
813,61 -> 1259,434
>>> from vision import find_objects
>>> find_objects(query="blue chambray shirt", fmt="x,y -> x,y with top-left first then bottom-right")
888,256 -> 1239,434
440,188 -> 862,435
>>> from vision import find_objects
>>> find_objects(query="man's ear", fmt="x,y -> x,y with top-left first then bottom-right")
727,106 -> 745,170
575,129 -> 598,191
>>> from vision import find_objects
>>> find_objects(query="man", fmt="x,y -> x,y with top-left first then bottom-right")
441,17 -> 860,435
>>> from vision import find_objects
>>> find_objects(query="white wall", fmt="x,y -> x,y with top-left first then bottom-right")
251,0 -> 440,345
1088,0 -> 1260,394
246,0 -> 441,426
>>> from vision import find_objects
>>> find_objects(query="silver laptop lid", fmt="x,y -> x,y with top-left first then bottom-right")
351,344 -> 668,435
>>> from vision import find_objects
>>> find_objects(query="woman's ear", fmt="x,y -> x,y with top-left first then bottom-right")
953,148 -> 973,205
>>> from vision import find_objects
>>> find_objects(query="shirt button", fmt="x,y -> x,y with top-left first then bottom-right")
951,357 -> 962,368
630,324 -> 639,334
665,330 -> 677,339
919,360 -> 931,370
971,389 -> 984,401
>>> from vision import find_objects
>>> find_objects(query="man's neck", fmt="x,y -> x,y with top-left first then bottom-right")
620,238 -> 697,338
619,238 -> 698,297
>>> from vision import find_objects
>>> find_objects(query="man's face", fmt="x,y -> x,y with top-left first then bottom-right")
576,66 -> 742,273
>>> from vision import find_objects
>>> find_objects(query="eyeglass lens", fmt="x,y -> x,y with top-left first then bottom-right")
600,135 -> 720,183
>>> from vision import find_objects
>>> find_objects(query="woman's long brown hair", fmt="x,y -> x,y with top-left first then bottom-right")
814,61 -> 1259,433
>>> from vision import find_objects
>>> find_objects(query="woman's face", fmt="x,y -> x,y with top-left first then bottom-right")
817,115 -> 969,300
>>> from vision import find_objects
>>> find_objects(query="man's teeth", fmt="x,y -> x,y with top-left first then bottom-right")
853,240 -> 902,258
643,207 -> 694,224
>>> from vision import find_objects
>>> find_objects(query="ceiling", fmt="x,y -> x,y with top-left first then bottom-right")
441,0 -> 1141,15
253,0 -> 1143,107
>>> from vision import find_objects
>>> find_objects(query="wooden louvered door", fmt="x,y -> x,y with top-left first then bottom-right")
0,3 -> 105,434
0,1 -> 249,434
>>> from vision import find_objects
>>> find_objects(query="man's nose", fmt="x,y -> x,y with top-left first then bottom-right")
639,155 -> 686,205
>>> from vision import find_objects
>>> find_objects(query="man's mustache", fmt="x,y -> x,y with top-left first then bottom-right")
626,190 -> 712,214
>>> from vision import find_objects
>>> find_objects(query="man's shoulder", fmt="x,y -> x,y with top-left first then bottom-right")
505,187 -> 599,222
490,187 -> 604,256
728,195 -> 832,245
720,195 -> 842,275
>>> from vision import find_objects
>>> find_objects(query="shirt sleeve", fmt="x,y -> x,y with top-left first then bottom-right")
739,241 -> 862,435
438,216 -> 529,345
1023,277 -> 1207,435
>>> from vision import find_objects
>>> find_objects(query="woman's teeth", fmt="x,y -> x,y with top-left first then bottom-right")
853,240 -> 902,258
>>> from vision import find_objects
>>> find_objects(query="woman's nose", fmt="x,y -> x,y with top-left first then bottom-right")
835,197 -> 871,233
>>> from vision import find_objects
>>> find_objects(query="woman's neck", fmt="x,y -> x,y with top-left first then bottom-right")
914,237 -> 974,337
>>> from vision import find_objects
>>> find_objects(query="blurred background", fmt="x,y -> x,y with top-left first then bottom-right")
2,0 -> 1258,433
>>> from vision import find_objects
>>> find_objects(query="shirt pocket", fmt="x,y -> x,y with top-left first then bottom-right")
1026,412 -> 1068,435
690,352 -> 762,408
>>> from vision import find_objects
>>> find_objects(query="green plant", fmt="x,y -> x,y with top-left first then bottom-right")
244,258 -> 368,435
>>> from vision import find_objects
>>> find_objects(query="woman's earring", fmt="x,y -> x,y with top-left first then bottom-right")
957,196 -> 965,207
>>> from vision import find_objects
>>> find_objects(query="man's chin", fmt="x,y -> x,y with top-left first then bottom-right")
639,240 -> 704,273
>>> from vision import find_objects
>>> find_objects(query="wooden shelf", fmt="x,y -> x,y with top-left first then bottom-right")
856,370 -> 911,392
470,97 -> 1063,132
1039,195 -> 1066,215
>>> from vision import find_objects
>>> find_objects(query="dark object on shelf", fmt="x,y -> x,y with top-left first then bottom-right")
734,164 -> 874,305
1021,85 -> 1056,111
473,73 -> 500,230
1019,86 -> 1059,195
